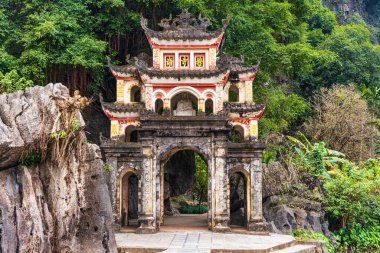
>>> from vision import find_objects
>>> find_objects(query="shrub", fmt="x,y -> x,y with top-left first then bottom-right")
178,205 -> 208,214
103,164 -> 112,172
293,229 -> 334,253
334,224 -> 380,251
20,151 -> 41,166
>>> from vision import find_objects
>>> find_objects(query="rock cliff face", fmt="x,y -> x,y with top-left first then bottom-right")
0,84 -> 117,253
262,162 -> 330,236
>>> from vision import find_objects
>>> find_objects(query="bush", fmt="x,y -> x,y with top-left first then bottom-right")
334,224 -> 380,252
178,205 -> 208,214
293,229 -> 334,253
20,151 -> 41,166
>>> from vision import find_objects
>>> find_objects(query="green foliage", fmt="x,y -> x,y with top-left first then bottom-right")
293,229 -> 334,253
334,224 -> 380,251
178,204 -> 208,214
70,119 -> 81,133
50,130 -> 67,140
0,70 -> 33,93
289,132 -> 380,251
258,87 -> 310,137
288,131 -> 346,177
229,130 -> 242,143
192,153 -> 208,206
319,24 -> 380,88
103,164 -> 113,172
359,84 -> 380,117
20,151 -> 41,166
323,161 -> 380,228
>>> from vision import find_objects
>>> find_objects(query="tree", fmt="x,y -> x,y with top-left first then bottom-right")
0,69 -> 33,93
192,153 -> 208,207
257,86 -> 310,138
304,85 -> 379,161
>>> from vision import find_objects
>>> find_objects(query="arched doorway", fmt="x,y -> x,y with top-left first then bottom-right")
159,148 -> 210,230
229,172 -> 248,228
230,125 -> 244,143
121,172 -> 139,227
155,98 -> 164,115
130,86 -> 141,102
170,92 -> 198,116
125,125 -> 138,142
228,83 -> 239,102
205,99 -> 213,115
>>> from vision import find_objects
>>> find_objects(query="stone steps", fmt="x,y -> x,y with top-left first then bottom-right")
116,232 -> 319,253
272,244 -> 316,253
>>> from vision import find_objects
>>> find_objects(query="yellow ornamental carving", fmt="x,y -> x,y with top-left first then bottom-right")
111,121 -> 118,136
165,55 -> 174,68
251,121 -> 258,137
180,56 -> 188,67
117,81 -> 124,101
153,48 -> 160,68
196,56 -> 204,68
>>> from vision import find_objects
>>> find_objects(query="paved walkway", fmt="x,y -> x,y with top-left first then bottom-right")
116,231 -> 295,253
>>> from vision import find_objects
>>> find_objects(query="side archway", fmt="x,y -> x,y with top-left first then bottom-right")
230,125 -> 245,143
125,125 -> 138,142
130,85 -> 141,102
117,167 -> 139,227
229,168 -> 250,228
228,83 -> 239,102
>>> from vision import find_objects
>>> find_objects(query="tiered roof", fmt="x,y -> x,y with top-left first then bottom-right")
108,54 -> 259,81
141,9 -> 229,42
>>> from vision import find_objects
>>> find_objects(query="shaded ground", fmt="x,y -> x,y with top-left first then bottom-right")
161,214 -> 208,231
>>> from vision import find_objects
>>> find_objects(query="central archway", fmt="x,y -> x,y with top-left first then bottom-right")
158,147 -> 211,230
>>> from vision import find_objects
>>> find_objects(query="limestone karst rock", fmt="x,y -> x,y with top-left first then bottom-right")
262,162 -> 330,236
0,84 -> 117,253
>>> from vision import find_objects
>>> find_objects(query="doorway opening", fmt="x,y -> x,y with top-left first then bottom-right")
121,173 -> 139,227
229,172 -> 248,229
230,125 -> 244,143
160,149 -> 209,230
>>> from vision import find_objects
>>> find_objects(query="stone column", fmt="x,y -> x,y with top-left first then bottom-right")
216,83 -> 224,113
212,137 -> 231,232
248,157 -> 268,232
136,135 -> 156,233
145,85 -> 154,110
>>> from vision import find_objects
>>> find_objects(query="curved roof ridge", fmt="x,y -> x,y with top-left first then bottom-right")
140,10 -> 229,41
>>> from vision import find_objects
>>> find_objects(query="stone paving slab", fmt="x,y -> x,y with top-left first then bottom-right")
116,231 -> 295,253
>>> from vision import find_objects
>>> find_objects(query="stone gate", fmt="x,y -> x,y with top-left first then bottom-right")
100,9 -> 268,233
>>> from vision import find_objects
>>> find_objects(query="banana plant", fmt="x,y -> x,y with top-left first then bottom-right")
287,131 -> 347,178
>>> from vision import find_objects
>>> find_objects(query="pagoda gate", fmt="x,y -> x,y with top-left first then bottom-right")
101,9 -> 268,233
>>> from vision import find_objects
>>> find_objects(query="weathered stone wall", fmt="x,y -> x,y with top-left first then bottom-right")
0,84 -> 117,253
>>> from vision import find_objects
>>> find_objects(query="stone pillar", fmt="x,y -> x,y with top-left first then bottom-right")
212,137 -> 231,232
136,135 -> 156,233
248,157 -> 268,233
216,83 -> 224,113
145,85 -> 154,110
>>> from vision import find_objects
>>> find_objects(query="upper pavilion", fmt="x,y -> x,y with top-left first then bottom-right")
101,9 -> 265,142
